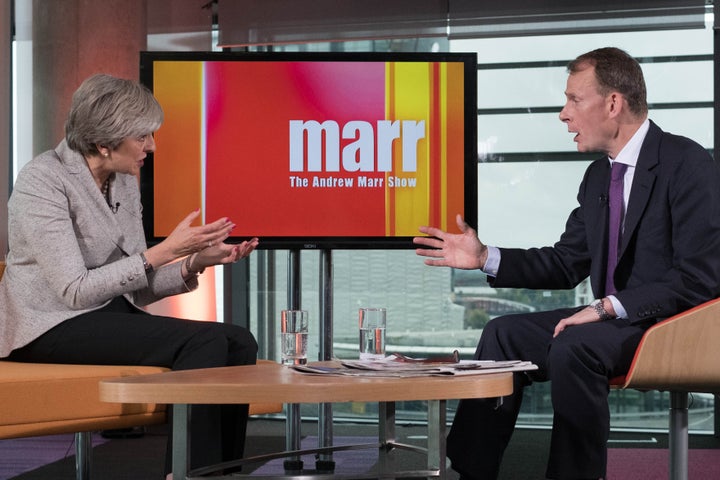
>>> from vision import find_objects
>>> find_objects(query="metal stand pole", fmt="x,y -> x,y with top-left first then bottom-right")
284,250 -> 303,473
316,249 -> 335,472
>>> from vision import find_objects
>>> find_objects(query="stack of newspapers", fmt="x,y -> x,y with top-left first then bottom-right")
292,353 -> 537,377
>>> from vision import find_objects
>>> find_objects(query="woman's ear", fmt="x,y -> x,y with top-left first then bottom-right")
96,144 -> 110,157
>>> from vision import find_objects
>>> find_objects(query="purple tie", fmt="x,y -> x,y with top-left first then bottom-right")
605,162 -> 628,296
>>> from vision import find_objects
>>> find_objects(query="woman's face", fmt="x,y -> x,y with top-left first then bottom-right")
107,134 -> 156,176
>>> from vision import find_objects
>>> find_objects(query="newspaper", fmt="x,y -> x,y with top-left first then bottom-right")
292,355 -> 537,378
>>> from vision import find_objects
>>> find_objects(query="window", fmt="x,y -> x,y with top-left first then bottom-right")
13,1 -> 712,432
245,15 -> 715,431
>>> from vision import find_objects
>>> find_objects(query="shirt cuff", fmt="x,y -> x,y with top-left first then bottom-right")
607,295 -> 627,319
483,246 -> 501,277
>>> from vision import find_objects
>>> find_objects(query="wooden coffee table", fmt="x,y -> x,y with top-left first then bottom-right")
99,360 -> 512,479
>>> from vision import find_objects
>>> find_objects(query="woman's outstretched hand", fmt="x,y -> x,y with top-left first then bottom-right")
145,210 -> 241,269
193,237 -> 260,270
163,210 -> 235,258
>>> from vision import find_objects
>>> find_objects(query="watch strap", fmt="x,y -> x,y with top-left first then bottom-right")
591,298 -> 613,321
140,252 -> 154,273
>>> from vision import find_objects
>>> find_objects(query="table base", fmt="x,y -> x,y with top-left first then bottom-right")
174,400 -> 450,479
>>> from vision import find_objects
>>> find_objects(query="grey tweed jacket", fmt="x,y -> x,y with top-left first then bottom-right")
0,140 -> 197,358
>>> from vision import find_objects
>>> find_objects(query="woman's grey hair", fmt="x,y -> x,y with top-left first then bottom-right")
65,74 -> 164,156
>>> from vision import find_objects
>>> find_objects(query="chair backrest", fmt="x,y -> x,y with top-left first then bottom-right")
620,297 -> 720,393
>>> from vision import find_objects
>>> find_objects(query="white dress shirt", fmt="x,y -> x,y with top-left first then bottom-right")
482,119 -> 651,320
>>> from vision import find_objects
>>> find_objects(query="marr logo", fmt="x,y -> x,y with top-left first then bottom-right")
289,120 -> 425,173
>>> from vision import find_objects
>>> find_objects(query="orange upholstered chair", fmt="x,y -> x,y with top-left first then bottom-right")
0,261 -> 281,479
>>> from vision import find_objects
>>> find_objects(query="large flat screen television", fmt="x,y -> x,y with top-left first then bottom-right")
139,51 -> 477,249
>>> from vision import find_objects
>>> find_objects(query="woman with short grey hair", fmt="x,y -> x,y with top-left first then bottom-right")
0,73 -> 260,478
65,74 -> 164,155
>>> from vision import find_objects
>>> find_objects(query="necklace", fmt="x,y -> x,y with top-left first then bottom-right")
100,177 -> 110,204
101,178 -> 111,206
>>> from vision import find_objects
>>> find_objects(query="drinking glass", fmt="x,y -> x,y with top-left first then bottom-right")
359,307 -> 386,361
280,310 -> 309,365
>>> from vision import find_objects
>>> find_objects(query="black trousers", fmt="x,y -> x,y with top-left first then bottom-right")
447,307 -> 651,480
7,297 -> 258,474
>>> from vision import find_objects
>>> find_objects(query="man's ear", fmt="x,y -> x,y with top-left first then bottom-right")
607,92 -> 624,118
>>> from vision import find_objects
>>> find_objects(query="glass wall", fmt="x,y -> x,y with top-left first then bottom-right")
455,25 -> 714,431
242,17 -> 715,431
10,3 -> 715,433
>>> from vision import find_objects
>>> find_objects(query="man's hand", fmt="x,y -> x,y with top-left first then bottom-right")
554,298 -> 617,337
553,308 -> 599,337
413,214 -> 488,270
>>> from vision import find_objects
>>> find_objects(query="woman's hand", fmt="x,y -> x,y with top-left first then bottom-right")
192,237 -> 260,271
166,210 -> 235,257
145,210 -> 237,268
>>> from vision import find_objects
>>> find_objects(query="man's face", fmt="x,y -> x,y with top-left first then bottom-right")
559,65 -> 615,155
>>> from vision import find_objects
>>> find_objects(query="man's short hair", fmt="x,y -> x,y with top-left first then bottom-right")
568,47 -> 648,117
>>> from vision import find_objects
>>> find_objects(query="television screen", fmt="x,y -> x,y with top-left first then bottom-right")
139,51 -> 477,249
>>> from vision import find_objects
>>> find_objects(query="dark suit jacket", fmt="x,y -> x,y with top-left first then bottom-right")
491,121 -> 720,325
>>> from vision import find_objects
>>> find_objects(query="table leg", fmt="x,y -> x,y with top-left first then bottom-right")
284,403 -> 303,472
378,402 -> 396,475
427,400 -> 447,478
172,404 -> 190,480
316,402 -> 335,471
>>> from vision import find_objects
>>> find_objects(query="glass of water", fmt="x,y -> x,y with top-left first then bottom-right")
281,310 -> 309,365
359,307 -> 386,361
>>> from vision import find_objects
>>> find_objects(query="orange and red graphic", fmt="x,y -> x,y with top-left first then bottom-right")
151,59 -> 466,238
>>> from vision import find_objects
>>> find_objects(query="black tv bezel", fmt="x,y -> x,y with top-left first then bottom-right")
139,50 -> 478,250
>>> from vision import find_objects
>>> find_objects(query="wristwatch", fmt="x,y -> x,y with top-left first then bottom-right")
590,298 -> 614,321
139,252 -> 154,273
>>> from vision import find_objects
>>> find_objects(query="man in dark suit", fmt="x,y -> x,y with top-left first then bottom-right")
413,47 -> 720,479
